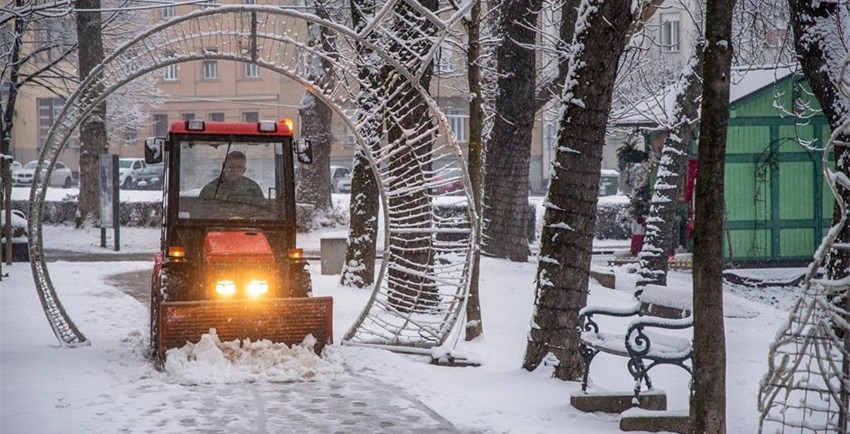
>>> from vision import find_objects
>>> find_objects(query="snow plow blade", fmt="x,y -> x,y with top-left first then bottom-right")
156,297 -> 333,361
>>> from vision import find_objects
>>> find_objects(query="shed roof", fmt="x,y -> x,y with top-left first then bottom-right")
611,64 -> 798,127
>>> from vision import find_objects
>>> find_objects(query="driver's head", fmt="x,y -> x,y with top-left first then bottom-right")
221,151 -> 247,182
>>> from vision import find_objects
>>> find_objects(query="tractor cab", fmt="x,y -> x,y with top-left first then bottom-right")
145,119 -> 332,363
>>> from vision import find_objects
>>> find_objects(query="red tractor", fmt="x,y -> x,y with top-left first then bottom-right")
145,119 -> 332,362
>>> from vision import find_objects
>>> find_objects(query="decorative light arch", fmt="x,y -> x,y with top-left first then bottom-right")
29,1 -> 477,354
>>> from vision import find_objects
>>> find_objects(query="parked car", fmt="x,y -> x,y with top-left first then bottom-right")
119,158 -> 146,189
132,163 -> 165,190
330,165 -> 351,193
337,174 -> 352,193
431,168 -> 464,195
10,160 -> 22,173
12,160 -> 74,188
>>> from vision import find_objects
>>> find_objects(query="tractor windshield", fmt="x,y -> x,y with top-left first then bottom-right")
176,141 -> 283,221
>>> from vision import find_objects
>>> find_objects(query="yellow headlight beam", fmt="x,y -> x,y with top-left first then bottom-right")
215,280 -> 236,296
246,280 -> 269,297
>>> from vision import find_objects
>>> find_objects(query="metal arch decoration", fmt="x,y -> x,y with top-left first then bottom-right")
30,1 -> 479,353
757,55 -> 850,433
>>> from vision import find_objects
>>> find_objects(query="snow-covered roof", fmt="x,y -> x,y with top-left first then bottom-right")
612,64 -> 799,127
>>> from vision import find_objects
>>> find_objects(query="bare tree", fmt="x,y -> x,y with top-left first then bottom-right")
480,0 -> 542,262
462,0 -> 484,340
382,0 -> 439,312
297,0 -> 339,212
523,0 -> 635,379
340,0 -> 381,289
787,0 -> 850,282
636,44 -> 704,287
75,0 -> 109,227
689,0 -> 736,432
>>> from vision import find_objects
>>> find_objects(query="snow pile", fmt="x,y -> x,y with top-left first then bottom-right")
164,330 -> 345,384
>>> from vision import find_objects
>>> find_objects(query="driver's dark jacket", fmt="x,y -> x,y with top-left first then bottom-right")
199,177 -> 264,205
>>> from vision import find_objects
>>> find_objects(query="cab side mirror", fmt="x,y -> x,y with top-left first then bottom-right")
145,137 -> 165,164
295,138 -> 313,164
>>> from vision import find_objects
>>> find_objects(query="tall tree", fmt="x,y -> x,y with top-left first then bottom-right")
340,0 -> 381,289
75,0 -> 109,227
462,0 -> 484,340
637,44 -> 704,287
382,0 -> 439,312
480,0 -> 542,262
296,0 -> 338,212
787,0 -> 850,282
689,0 -> 736,432
523,0 -> 634,380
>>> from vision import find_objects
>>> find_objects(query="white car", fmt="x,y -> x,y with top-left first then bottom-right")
337,174 -> 352,193
119,158 -> 146,189
10,160 -> 22,173
330,165 -> 351,193
12,160 -> 74,188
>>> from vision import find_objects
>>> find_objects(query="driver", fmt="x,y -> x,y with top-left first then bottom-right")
199,151 -> 265,205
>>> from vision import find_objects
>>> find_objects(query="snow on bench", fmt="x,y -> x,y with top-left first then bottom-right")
576,283 -> 693,407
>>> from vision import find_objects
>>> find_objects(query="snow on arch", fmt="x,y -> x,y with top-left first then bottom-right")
28,1 -> 479,353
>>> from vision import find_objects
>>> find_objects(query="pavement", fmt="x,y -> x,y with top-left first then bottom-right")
96,258 -> 465,433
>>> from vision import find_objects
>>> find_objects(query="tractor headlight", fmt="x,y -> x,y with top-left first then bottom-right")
215,280 -> 237,296
246,280 -> 269,297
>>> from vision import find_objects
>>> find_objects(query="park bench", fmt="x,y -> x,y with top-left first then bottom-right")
573,284 -> 694,415
606,256 -> 693,271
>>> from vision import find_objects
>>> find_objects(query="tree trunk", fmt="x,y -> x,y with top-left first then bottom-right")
340,0 -> 380,289
75,0 -> 108,228
523,0 -> 634,380
296,4 -> 336,212
297,92 -> 334,212
463,0 -> 484,340
481,0 -> 542,262
689,1 -> 735,432
637,45 -> 704,287
788,0 -> 850,282
1,4 -> 24,275
383,0 -> 439,313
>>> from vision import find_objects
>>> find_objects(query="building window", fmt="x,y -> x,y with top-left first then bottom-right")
162,1 -> 175,17
162,64 -> 178,81
153,114 -> 168,137
434,44 -> 453,75
200,0 -> 217,9
244,63 -> 259,78
243,0 -> 256,4
766,28 -> 786,48
208,112 -> 225,122
446,108 -> 467,143
544,122 -> 557,153
181,113 -> 195,121
37,98 -> 64,150
122,128 -> 138,146
660,14 -> 681,53
203,60 -> 218,80
242,111 -> 259,122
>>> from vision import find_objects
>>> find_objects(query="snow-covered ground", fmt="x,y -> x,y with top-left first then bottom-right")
0,221 -> 795,433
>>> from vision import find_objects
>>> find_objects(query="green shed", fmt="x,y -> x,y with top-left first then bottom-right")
613,65 -> 834,264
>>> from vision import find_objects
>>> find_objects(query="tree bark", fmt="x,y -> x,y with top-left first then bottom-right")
296,2 -> 336,212
788,0 -> 850,282
481,0 -> 542,262
637,45 -> 704,287
340,0 -> 380,289
383,0 -> 439,313
75,0 -> 108,228
463,0 -> 484,340
523,0 -> 634,380
689,1 -> 735,432
1,2 -> 24,273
